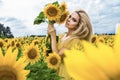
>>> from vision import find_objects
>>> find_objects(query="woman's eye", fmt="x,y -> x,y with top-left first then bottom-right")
69,15 -> 71,18
72,18 -> 77,22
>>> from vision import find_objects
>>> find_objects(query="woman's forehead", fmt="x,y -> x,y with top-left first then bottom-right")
71,12 -> 80,20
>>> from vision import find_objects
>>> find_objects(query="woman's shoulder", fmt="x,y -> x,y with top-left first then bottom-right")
71,38 -> 81,42
58,33 -> 67,42
68,38 -> 82,44
64,38 -> 83,49
58,33 -> 65,39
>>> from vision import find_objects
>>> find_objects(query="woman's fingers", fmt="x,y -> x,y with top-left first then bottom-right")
48,24 -> 56,34
48,24 -> 54,28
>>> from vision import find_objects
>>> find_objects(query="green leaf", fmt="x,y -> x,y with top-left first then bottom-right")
52,1 -> 59,6
34,18 -> 45,25
38,12 -> 45,19
34,12 -> 45,25
52,1 -> 59,5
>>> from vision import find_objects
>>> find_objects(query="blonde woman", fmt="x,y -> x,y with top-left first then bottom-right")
48,9 -> 93,80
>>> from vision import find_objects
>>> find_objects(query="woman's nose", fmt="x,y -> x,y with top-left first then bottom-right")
67,18 -> 71,22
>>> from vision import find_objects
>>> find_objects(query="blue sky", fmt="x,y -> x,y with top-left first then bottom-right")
0,0 -> 120,37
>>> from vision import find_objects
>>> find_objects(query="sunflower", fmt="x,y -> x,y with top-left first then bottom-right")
97,36 -> 105,43
64,34 -> 120,80
45,52 -> 61,69
4,38 -> 9,43
0,38 -> 4,48
14,38 -> 19,42
56,11 -> 69,24
43,47 -> 50,58
0,47 -> 29,80
4,42 -> 11,50
32,39 -> 40,46
43,4 -> 61,21
10,39 -> 16,48
25,40 -> 30,44
60,2 -> 67,12
105,36 -> 114,47
15,42 -> 21,49
23,44 -> 40,64
91,35 -> 98,43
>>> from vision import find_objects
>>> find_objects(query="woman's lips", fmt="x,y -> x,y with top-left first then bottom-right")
66,21 -> 69,25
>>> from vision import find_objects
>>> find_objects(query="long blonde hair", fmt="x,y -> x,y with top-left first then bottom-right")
65,9 -> 93,43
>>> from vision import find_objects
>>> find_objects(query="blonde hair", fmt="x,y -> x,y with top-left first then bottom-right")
66,9 -> 93,42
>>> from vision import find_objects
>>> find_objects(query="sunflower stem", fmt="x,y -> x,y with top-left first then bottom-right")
48,20 -> 55,24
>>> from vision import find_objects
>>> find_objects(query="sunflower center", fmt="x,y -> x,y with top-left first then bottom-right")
0,42 -> 3,47
60,14 -> 67,21
47,7 -> 58,17
50,57 -> 58,65
7,44 -> 10,49
109,74 -> 120,80
99,39 -> 104,43
28,48 -> 37,59
91,37 -> 96,43
16,43 -> 20,48
34,41 -> 39,45
11,41 -> 15,47
0,70 -> 17,80
5,40 -> 8,42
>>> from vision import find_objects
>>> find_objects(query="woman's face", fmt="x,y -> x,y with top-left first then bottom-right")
65,12 -> 80,30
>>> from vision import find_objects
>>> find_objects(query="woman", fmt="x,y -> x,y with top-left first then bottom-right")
48,9 -> 93,80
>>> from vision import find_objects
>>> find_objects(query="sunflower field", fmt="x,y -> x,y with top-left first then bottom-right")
0,35 -> 64,80
0,30 -> 119,80
0,0 -> 120,79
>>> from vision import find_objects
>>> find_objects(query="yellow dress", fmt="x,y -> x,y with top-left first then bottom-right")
57,34 -> 82,80
58,61 -> 73,80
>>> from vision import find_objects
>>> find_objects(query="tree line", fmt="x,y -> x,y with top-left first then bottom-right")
0,23 -> 14,38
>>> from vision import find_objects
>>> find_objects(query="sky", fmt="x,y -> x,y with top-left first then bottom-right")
0,0 -> 120,37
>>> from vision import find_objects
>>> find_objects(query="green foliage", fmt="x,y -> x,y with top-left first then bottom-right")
52,1 -> 59,6
1,48 -> 5,56
33,1 -> 61,25
45,35 -> 51,50
16,48 -> 23,60
0,33 -> 6,39
34,12 -> 45,25
26,54 -> 63,80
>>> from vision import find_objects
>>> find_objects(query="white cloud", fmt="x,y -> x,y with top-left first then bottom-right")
0,0 -> 120,37
85,0 -> 120,34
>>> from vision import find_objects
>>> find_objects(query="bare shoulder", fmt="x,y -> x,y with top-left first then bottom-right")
58,33 -> 65,39
70,38 -> 81,43
58,33 -> 66,41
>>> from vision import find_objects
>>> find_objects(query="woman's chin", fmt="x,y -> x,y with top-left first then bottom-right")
65,23 -> 69,27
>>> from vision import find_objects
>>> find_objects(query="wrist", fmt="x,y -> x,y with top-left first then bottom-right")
51,33 -> 56,38
49,28 -> 56,33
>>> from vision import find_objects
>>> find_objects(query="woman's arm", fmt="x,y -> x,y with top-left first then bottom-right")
48,24 -> 66,58
48,24 -> 59,53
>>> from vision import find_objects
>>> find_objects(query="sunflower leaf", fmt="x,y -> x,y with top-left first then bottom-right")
52,1 -> 59,6
38,12 -> 45,19
34,12 -> 45,25
34,18 -> 45,25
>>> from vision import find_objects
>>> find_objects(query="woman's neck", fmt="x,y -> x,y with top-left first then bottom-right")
67,29 -> 74,36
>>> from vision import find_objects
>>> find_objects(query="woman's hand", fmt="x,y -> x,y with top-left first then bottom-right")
59,47 -> 65,59
48,23 -> 58,54
48,23 -> 56,37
